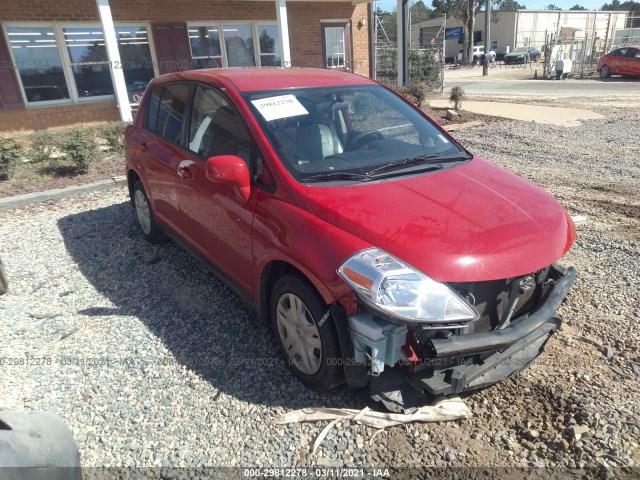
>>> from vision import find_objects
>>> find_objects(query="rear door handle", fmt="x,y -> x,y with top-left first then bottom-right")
178,165 -> 192,179
140,142 -> 148,152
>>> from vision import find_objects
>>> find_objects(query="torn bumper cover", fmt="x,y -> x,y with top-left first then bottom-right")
343,265 -> 577,410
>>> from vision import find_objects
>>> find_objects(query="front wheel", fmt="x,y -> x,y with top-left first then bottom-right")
271,275 -> 344,391
600,66 -> 611,78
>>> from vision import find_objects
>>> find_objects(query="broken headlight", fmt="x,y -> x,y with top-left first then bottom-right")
338,248 -> 478,326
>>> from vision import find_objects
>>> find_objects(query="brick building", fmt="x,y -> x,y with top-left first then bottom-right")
0,0 -> 373,132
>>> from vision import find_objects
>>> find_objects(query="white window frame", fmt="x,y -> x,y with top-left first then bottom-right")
254,22 -> 281,67
187,20 -> 281,69
3,22 -> 74,107
187,24 -> 226,68
2,21 -> 158,108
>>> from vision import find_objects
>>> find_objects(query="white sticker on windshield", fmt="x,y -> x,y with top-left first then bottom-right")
251,94 -> 309,122
437,134 -> 450,143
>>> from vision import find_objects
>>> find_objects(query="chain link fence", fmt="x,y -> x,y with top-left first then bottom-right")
372,8 -> 445,93
515,11 -> 632,78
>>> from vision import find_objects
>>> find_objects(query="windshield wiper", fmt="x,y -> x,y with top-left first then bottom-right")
301,171 -> 367,183
365,153 -> 470,177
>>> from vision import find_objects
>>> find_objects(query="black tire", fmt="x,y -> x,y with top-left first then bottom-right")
132,180 -> 165,244
270,275 -> 344,391
600,66 -> 611,78
0,258 -> 7,295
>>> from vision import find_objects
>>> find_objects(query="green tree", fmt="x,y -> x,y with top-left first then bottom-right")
601,0 -> 640,26
570,3 -> 587,8
546,4 -> 562,9
497,0 -> 527,9
411,0 -> 434,22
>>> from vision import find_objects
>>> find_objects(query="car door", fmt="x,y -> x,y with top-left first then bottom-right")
174,84 -> 259,294
624,48 -> 640,75
132,84 -> 191,229
609,48 -> 627,74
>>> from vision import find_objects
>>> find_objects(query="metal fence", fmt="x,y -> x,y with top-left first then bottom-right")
372,8 -> 445,93
515,11 -> 635,78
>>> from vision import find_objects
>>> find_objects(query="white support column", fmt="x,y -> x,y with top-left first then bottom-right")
275,0 -> 292,67
96,0 -> 132,122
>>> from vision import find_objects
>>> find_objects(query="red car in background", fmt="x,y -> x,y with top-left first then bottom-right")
124,68 -> 576,411
597,45 -> 640,78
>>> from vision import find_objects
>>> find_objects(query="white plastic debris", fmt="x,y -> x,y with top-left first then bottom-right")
274,396 -> 471,429
571,215 -> 588,224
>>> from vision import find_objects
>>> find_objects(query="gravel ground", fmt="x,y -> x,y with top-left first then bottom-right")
0,108 -> 639,472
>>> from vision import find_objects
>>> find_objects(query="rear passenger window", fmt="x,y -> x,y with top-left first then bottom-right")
188,86 -> 252,163
151,84 -> 191,144
146,88 -> 161,132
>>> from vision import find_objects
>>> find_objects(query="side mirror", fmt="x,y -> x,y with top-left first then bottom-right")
206,155 -> 251,202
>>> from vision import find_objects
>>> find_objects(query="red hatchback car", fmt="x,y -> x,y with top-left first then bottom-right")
597,45 -> 640,78
125,68 -> 576,411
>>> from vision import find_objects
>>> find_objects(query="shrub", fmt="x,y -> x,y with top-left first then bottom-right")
398,82 -> 429,107
28,130 -> 58,163
56,128 -> 101,174
98,121 -> 129,153
0,138 -> 22,181
449,86 -> 465,111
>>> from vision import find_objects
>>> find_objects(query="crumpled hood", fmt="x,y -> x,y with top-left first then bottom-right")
306,157 -> 575,282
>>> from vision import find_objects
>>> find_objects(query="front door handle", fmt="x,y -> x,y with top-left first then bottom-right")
178,165 -> 192,179
140,142 -> 148,152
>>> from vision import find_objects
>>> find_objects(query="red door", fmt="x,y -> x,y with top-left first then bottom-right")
152,23 -> 192,74
136,83 -> 191,229
174,84 -> 258,293
623,47 -> 640,75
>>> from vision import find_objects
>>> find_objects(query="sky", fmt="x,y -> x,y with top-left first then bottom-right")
374,0 -> 612,12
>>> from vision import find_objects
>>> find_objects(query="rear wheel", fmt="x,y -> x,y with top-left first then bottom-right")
271,275 -> 343,391
600,66 -> 611,78
133,181 -> 165,244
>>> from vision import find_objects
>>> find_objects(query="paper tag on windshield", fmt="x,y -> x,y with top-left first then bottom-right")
251,95 -> 308,122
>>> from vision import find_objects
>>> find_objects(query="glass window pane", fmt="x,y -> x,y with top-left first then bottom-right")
189,26 -> 222,57
324,27 -> 345,68
6,26 -> 70,103
63,27 -> 113,98
257,25 -> 279,54
156,84 -> 190,143
189,86 -> 251,162
224,24 -> 255,67
192,58 -> 223,69
260,54 -> 281,67
115,26 -> 155,103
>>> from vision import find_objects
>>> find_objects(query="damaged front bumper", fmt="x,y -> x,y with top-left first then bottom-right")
334,264 -> 577,412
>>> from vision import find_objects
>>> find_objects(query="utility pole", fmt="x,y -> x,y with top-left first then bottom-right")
483,0 -> 491,75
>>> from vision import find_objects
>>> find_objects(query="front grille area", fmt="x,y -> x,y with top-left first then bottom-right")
449,268 -> 555,333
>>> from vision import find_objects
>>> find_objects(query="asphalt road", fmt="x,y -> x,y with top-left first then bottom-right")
442,77 -> 640,107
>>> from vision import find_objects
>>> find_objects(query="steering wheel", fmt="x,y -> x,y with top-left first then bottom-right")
347,130 -> 383,150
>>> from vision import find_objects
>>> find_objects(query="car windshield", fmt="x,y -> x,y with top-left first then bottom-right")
242,85 -> 469,183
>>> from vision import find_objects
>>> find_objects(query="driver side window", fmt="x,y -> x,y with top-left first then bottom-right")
189,86 -> 252,165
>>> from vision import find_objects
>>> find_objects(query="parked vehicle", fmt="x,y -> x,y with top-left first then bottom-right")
597,45 -> 640,78
124,68 -> 576,410
504,47 -> 541,64
458,46 -> 496,64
